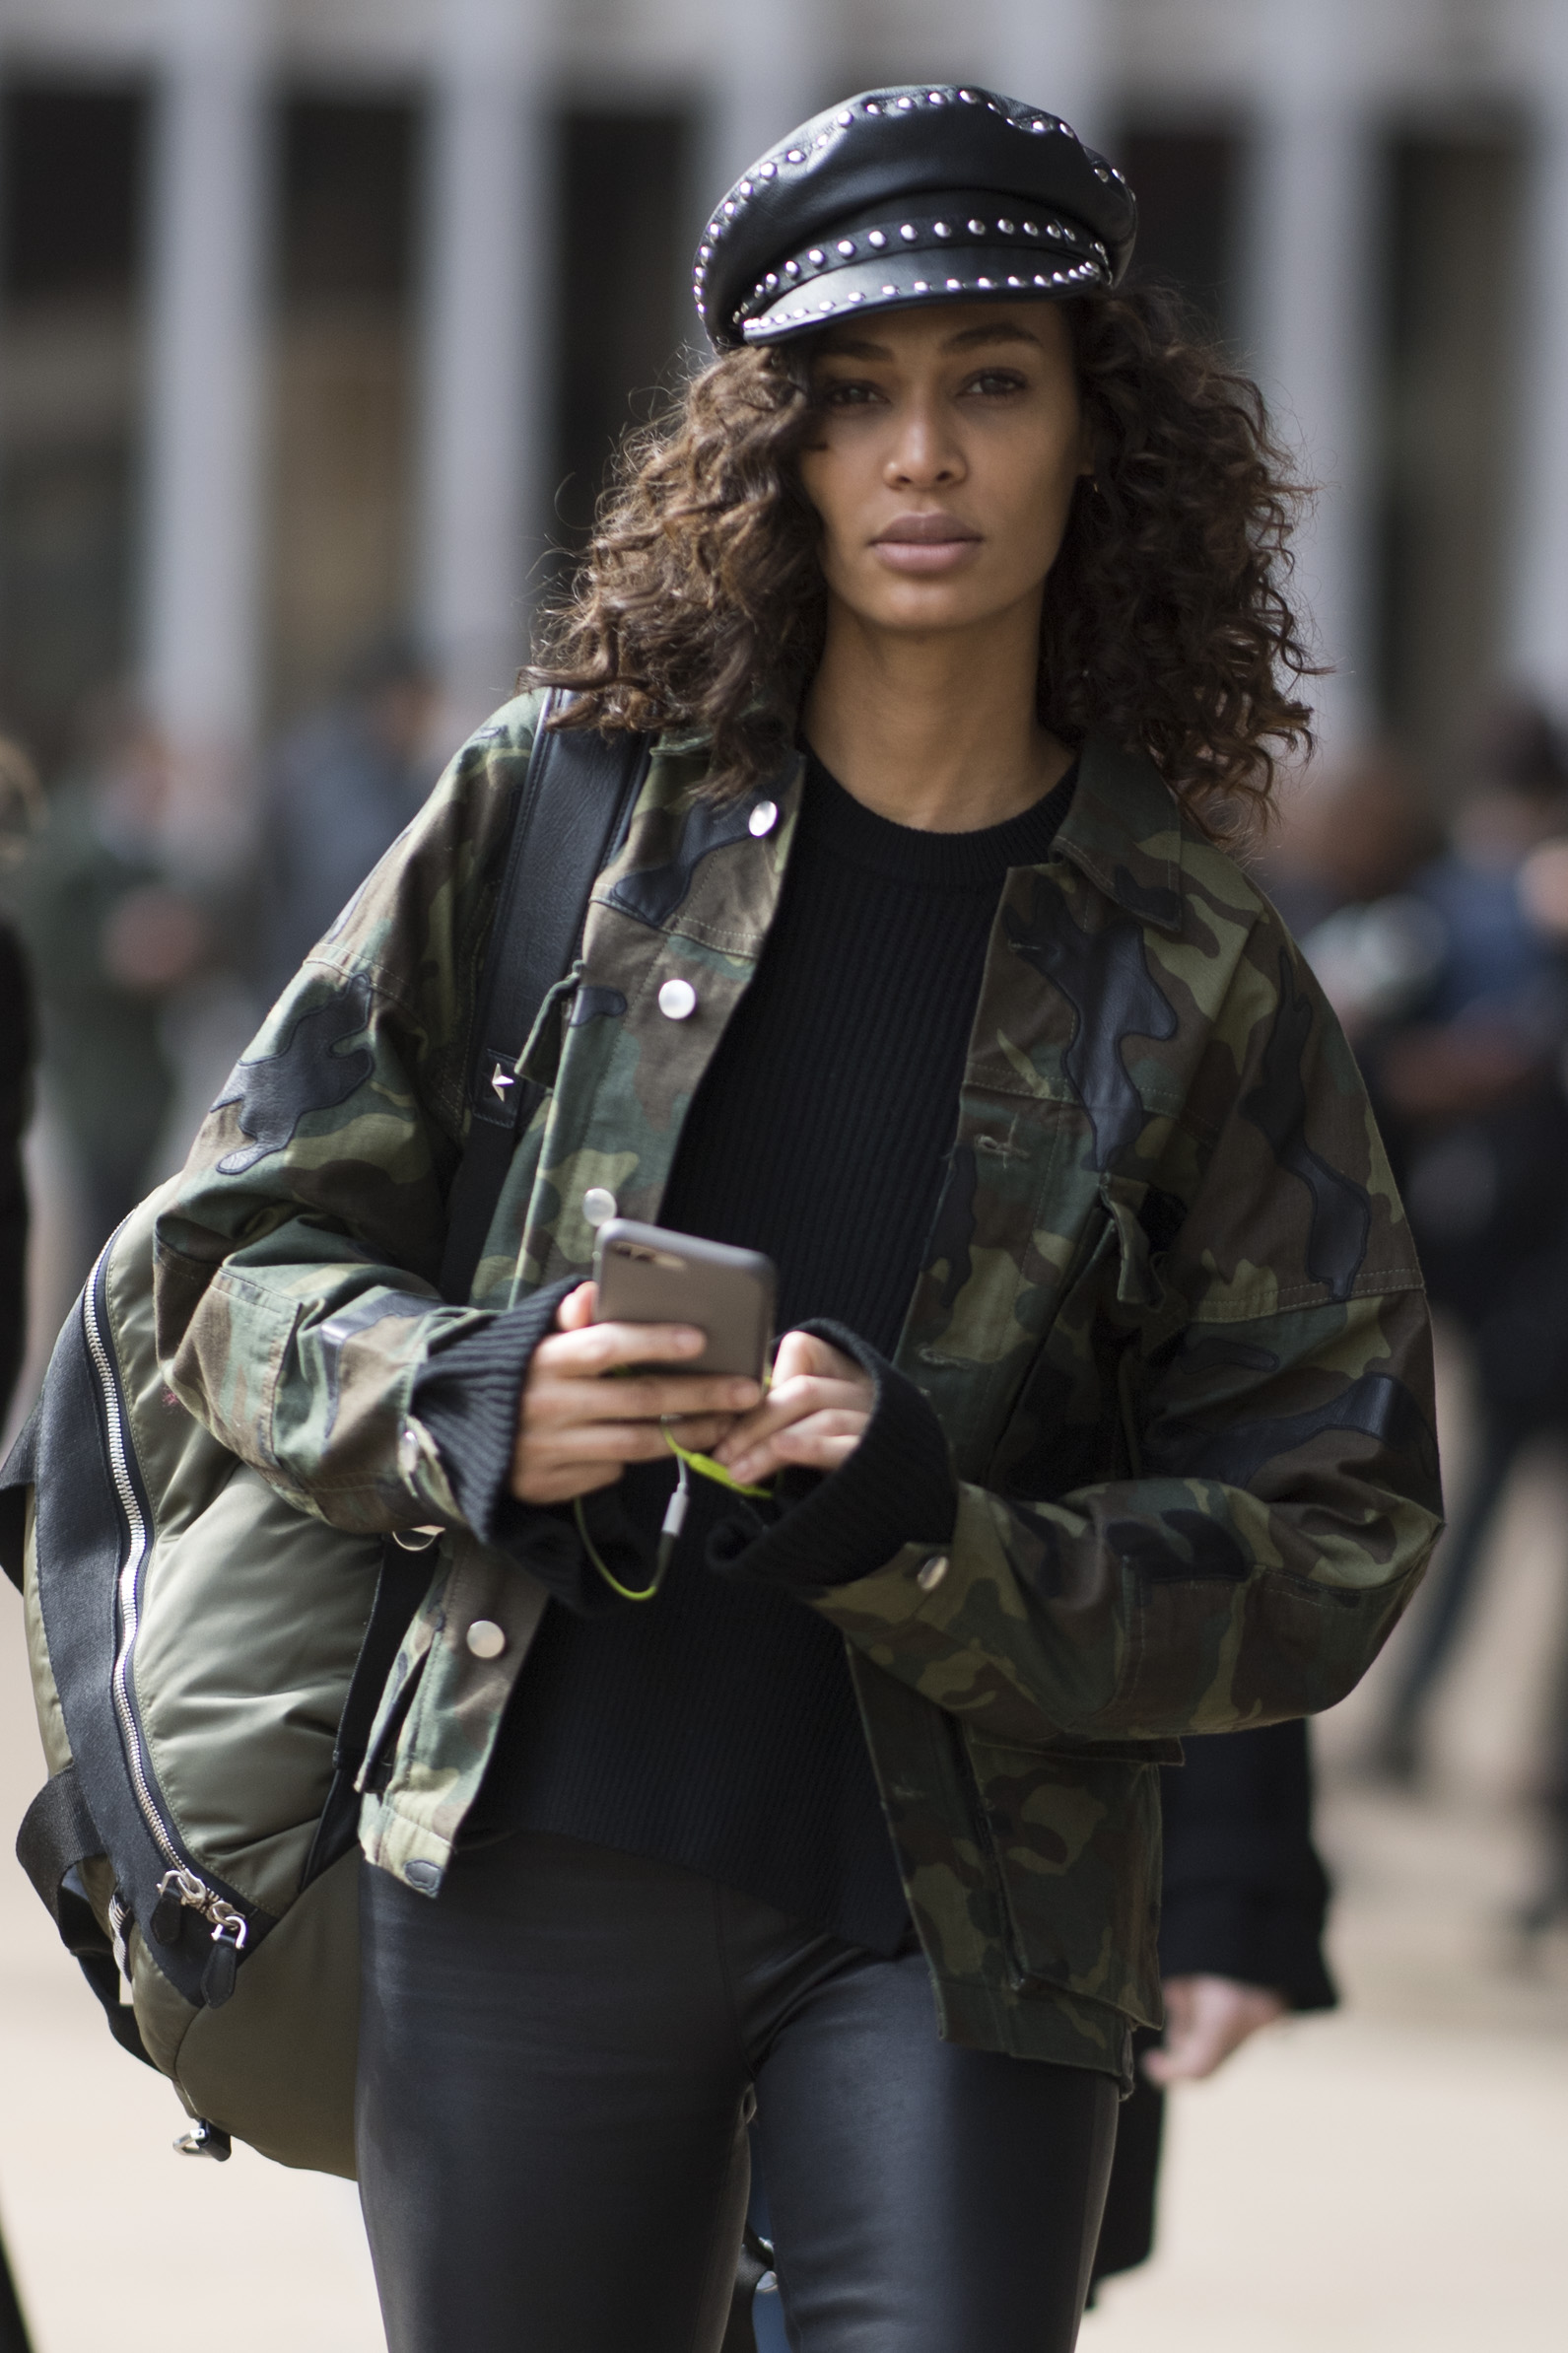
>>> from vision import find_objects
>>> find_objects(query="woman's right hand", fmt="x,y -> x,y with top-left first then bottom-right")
511,1282 -> 761,1506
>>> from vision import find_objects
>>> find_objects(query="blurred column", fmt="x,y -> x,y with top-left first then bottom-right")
1242,0 -> 1378,755
1508,6 -> 1568,724
419,0 -> 553,738
705,0 -> 834,207
142,0 -> 271,863
984,0 -> 1112,149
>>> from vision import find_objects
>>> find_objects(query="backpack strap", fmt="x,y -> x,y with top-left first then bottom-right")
439,695 -> 651,1304
299,706 -> 652,1886
16,1765 -> 154,2068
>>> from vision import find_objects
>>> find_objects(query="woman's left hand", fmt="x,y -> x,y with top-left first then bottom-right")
1140,1974 -> 1287,2085
712,1330 -> 874,1487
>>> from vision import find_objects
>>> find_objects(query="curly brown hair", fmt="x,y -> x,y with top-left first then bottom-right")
526,285 -> 1318,841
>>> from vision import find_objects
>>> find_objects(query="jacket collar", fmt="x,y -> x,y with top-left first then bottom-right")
1051,733 -> 1186,934
647,724 -> 1188,938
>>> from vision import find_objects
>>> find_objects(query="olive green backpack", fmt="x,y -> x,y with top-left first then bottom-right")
0,710 -> 650,2174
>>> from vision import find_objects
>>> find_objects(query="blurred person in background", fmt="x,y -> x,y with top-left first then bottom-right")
1344,704 -> 1568,1784
1260,744 -> 1439,963
1498,828 -> 1568,1938
0,735 -> 41,2350
0,736 -> 41,1422
1,692 -> 216,1269
257,633 -> 439,999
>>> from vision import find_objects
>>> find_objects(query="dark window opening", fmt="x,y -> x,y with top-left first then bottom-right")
1116,127 -> 1241,343
0,82 -> 149,772
553,108 -> 695,552
1372,132 -> 1523,793
0,81 -> 146,301
277,97 -> 417,305
266,95 -> 421,724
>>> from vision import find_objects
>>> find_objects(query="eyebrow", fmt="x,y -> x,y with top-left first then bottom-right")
818,320 -> 1044,361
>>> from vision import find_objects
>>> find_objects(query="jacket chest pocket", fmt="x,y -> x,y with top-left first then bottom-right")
985,1176 -> 1166,1500
960,1728 -> 1166,2028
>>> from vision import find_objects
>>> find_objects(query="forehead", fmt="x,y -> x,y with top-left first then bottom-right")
813,298 -> 1071,363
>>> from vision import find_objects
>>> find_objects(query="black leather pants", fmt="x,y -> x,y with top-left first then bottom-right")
357,1832 -> 1119,2353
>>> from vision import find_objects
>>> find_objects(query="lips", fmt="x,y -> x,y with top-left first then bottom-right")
872,512 -> 982,545
869,511 -> 984,575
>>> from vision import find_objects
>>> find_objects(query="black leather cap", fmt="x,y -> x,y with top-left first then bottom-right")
696,84 -> 1137,351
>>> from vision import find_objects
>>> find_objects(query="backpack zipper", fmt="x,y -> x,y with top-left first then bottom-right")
82,1242 -> 254,1975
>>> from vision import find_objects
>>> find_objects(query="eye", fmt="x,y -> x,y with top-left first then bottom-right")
817,376 -> 886,408
963,368 -> 1028,398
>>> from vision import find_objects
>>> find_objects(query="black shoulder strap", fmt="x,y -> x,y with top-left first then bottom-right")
439,696 -> 651,1303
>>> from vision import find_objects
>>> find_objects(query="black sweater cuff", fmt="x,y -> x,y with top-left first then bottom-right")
410,1279 -> 629,1611
411,1280 -> 571,1540
706,1319 -> 956,1592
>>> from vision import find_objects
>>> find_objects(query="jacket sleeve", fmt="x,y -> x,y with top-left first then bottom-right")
802,922 -> 1444,1744
153,698 -> 554,1541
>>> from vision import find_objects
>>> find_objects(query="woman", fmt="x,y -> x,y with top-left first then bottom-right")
155,88 -> 1441,2353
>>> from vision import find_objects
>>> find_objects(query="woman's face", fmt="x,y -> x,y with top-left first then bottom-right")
797,300 -> 1090,640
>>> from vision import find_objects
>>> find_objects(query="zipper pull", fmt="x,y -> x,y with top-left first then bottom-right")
151,1866 -> 208,1946
200,1907 -> 248,2009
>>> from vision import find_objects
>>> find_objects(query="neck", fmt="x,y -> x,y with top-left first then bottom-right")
800,591 -> 1071,832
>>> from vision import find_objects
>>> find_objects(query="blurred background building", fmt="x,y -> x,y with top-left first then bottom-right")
2,0 -> 1567,826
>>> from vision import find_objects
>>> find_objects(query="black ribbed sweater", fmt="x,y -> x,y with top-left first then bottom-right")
433,750 -> 1076,1950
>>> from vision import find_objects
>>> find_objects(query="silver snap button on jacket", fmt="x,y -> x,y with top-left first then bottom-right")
466,1619 -> 507,1660
748,798 -> 779,838
657,977 -> 698,1020
916,1553 -> 949,1592
582,1187 -> 618,1226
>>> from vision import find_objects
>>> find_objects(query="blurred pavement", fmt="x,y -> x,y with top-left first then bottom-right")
0,1330 -> 1564,2350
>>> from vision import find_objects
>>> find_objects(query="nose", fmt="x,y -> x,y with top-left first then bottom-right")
882,391 -> 964,490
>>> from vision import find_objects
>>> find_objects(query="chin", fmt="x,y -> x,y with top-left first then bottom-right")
855,586 -> 1010,636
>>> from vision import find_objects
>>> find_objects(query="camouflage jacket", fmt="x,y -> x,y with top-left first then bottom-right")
155,692 -> 1442,2087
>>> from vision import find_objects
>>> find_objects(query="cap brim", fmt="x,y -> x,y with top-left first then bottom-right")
738,247 -> 1109,344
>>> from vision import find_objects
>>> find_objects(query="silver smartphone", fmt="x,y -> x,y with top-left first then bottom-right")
591,1219 -> 776,1380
